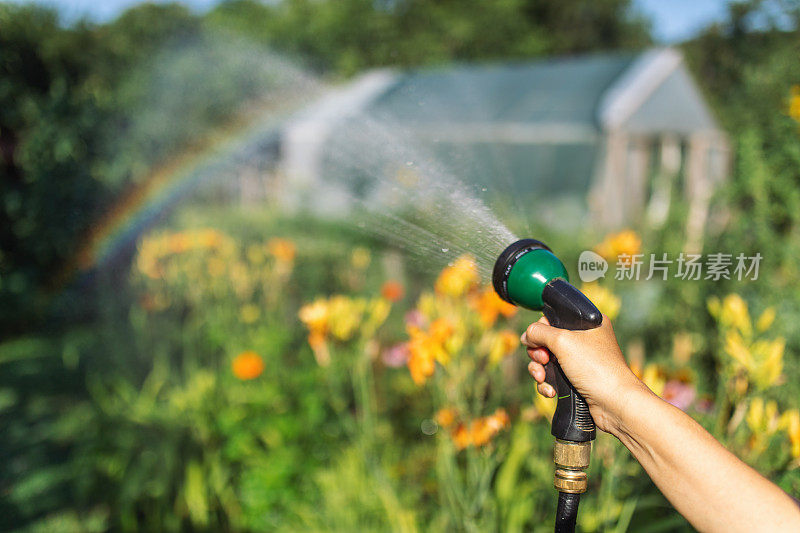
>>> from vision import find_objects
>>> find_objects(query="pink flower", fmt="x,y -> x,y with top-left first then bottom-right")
695,396 -> 715,414
404,310 -> 426,329
662,380 -> 696,411
382,342 -> 409,368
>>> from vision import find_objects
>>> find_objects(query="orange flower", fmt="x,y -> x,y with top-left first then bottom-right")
471,288 -> 516,326
406,317 -> 456,385
232,351 -> 264,380
470,418 -> 494,447
595,230 -> 641,264
308,331 -> 330,367
429,318 -> 454,344
490,408 -> 511,429
267,238 -> 296,263
435,408 -> 458,428
435,255 -> 479,297
452,424 -> 472,450
381,280 -> 404,302
407,343 -> 436,385
450,408 -> 510,449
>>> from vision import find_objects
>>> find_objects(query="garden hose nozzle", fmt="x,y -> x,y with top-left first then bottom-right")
493,239 -> 602,533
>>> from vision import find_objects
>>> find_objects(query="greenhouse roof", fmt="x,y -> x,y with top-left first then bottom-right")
369,53 -> 637,127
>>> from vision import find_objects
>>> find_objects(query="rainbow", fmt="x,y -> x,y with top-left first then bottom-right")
59,115 -> 283,286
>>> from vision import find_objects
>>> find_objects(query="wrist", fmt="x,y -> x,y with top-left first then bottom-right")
604,377 -> 656,441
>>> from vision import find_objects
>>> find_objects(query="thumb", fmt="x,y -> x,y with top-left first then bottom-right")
523,318 -> 562,351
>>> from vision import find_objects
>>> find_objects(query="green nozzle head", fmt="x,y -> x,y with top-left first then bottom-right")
492,239 -> 569,311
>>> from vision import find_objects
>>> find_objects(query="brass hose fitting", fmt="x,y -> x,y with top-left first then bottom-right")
553,439 -> 591,494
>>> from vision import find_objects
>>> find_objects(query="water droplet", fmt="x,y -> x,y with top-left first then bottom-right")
441,248 -> 449,253
421,419 -> 438,435
481,187 -> 487,192
406,161 -> 414,166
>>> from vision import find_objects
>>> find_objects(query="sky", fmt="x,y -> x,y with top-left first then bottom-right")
6,0 -> 734,43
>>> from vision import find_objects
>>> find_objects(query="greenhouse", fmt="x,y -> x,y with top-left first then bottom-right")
282,48 -> 729,233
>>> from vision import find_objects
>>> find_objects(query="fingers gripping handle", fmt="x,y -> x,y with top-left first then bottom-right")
541,279 -> 602,443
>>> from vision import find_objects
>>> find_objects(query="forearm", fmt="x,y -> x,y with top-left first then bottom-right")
612,384 -> 800,532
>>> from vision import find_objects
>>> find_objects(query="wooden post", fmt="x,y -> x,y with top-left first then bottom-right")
646,134 -> 681,227
684,132 -> 711,254
590,131 -> 628,228
623,135 -> 649,222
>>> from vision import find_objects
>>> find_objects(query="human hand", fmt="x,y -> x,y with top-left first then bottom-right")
521,315 -> 648,435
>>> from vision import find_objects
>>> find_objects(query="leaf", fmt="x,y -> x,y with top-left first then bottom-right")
184,461 -> 209,526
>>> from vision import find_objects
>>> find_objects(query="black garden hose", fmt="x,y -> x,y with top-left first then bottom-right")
554,491 -> 580,533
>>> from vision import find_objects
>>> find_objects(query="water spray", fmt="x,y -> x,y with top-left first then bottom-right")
493,239 -> 602,533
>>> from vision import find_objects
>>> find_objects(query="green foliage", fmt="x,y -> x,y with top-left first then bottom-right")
0,5 -> 108,329
208,0 -> 650,76
682,0 -> 800,387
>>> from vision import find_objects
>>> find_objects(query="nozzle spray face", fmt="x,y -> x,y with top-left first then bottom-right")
492,239 -> 569,311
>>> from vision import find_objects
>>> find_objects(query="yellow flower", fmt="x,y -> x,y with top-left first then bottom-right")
167,233 -> 192,254
327,296 -> 366,341
746,397 -> 787,453
488,329 -> 519,365
780,409 -> 800,458
723,330 -> 784,390
417,292 -> 436,320
724,330 -> 751,369
752,338 -> 785,389
534,392 -> 556,422
435,255 -> 479,297
196,228 -> 225,248
672,332 -> 694,366
595,230 -> 641,263
789,85 -> 800,123
232,351 -> 264,380
709,294 -> 752,338
299,299 -> 330,336
641,363 -> 666,396
350,247 -> 371,270
747,402 -> 800,458
756,307 -> 776,332
580,283 -> 621,320
299,294 -> 391,364
240,304 -> 260,324
135,228 -> 234,282
746,397 -> 765,433
362,297 -> 391,337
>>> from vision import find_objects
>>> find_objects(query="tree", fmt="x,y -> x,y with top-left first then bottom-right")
207,0 -> 651,76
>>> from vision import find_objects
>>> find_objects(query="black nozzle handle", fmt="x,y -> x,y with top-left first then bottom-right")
541,278 -> 602,442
